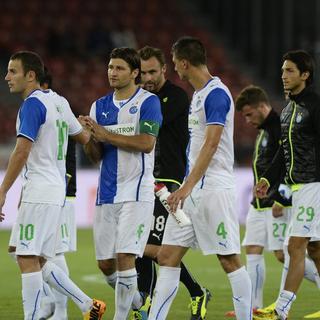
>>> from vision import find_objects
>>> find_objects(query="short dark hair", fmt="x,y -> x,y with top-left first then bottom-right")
138,46 -> 166,66
110,47 -> 141,84
282,50 -> 314,86
171,36 -> 206,66
10,51 -> 44,83
235,85 -> 269,111
40,66 -> 53,89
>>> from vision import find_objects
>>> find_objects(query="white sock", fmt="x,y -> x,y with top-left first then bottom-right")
48,255 -> 69,319
114,268 -> 138,320
42,261 -> 92,313
275,290 -> 296,319
38,282 -> 55,319
246,254 -> 265,309
105,272 -> 117,289
227,266 -> 252,320
304,256 -> 319,286
21,271 -> 42,320
132,291 -> 144,309
279,246 -> 289,293
148,266 -> 181,320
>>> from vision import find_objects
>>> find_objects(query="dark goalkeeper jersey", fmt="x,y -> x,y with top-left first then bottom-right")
153,80 -> 189,185
66,138 -> 76,197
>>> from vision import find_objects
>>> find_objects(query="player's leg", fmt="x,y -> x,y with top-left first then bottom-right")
148,244 -> 189,320
148,196 -> 197,320
242,206 -> 269,309
112,201 -> 154,320
273,183 -> 320,320
195,188 -> 252,319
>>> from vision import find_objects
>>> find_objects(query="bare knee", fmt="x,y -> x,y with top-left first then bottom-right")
98,259 -> 116,276
218,254 -> 242,273
117,253 -> 136,271
274,250 -> 285,263
307,241 -> 320,262
287,237 -> 308,259
157,245 -> 187,267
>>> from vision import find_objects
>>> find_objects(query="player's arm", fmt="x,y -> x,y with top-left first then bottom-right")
71,125 -> 91,145
84,95 -> 162,153
88,123 -> 157,153
83,138 -> 104,164
168,125 -> 222,212
0,137 -> 32,212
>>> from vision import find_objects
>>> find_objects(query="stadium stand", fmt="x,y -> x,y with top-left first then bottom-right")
0,0 -> 255,165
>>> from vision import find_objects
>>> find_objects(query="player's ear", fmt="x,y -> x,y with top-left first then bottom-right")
26,70 -> 36,82
132,68 -> 139,80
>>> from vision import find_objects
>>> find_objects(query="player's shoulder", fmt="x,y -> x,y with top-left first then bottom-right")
94,92 -> 113,108
138,88 -> 161,106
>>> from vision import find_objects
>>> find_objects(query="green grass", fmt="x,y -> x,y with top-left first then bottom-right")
0,228 -> 319,319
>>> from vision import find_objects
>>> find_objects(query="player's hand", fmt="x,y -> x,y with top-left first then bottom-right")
272,202 -> 284,218
84,117 -> 107,142
254,179 -> 269,198
168,184 -> 192,213
0,189 -> 6,222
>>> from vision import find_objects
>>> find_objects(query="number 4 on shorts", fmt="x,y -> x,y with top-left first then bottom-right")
216,222 -> 227,239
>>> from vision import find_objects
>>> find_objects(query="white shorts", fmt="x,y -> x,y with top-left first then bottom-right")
162,188 -> 241,255
9,202 -> 62,258
289,183 -> 320,239
56,197 -> 77,254
93,201 -> 154,260
242,206 -> 289,251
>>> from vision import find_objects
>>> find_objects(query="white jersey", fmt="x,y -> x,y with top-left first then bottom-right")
16,89 -> 82,205
188,77 -> 235,189
90,87 -> 162,204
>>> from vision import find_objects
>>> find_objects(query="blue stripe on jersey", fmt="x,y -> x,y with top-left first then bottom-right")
98,144 -> 118,204
18,97 -> 47,141
200,175 -> 205,189
140,95 -> 163,125
204,88 -> 230,125
136,153 -> 145,201
185,138 -> 191,177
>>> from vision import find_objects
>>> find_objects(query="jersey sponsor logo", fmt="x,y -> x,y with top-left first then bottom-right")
144,122 -> 155,130
104,123 -> 136,136
152,232 -> 162,241
129,106 -> 138,114
102,112 -> 109,119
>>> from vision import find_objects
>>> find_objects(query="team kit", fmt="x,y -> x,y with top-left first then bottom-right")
1,37 -> 320,320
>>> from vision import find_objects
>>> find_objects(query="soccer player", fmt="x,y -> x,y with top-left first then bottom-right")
37,68 -> 78,320
82,47 -> 162,320
254,50 -> 320,320
147,37 -> 252,320
233,85 -> 290,312
1,51 -> 106,320
131,45 -> 211,320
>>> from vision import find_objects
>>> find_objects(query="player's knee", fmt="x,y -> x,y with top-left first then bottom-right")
218,254 -> 242,273
307,242 -> 320,262
157,248 -> 176,267
287,238 -> 308,258
98,259 -> 116,276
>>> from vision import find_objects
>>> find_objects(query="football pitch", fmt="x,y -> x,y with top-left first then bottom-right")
0,228 -> 319,319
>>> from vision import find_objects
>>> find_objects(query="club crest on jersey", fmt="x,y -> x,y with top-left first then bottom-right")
129,106 -> 138,114
261,137 -> 268,147
296,113 -> 303,123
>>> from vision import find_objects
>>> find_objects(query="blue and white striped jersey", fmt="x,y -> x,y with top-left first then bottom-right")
16,89 -> 82,205
187,77 -> 235,189
90,87 -> 162,204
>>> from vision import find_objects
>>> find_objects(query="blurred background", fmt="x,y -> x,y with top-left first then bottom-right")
0,0 -> 319,226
